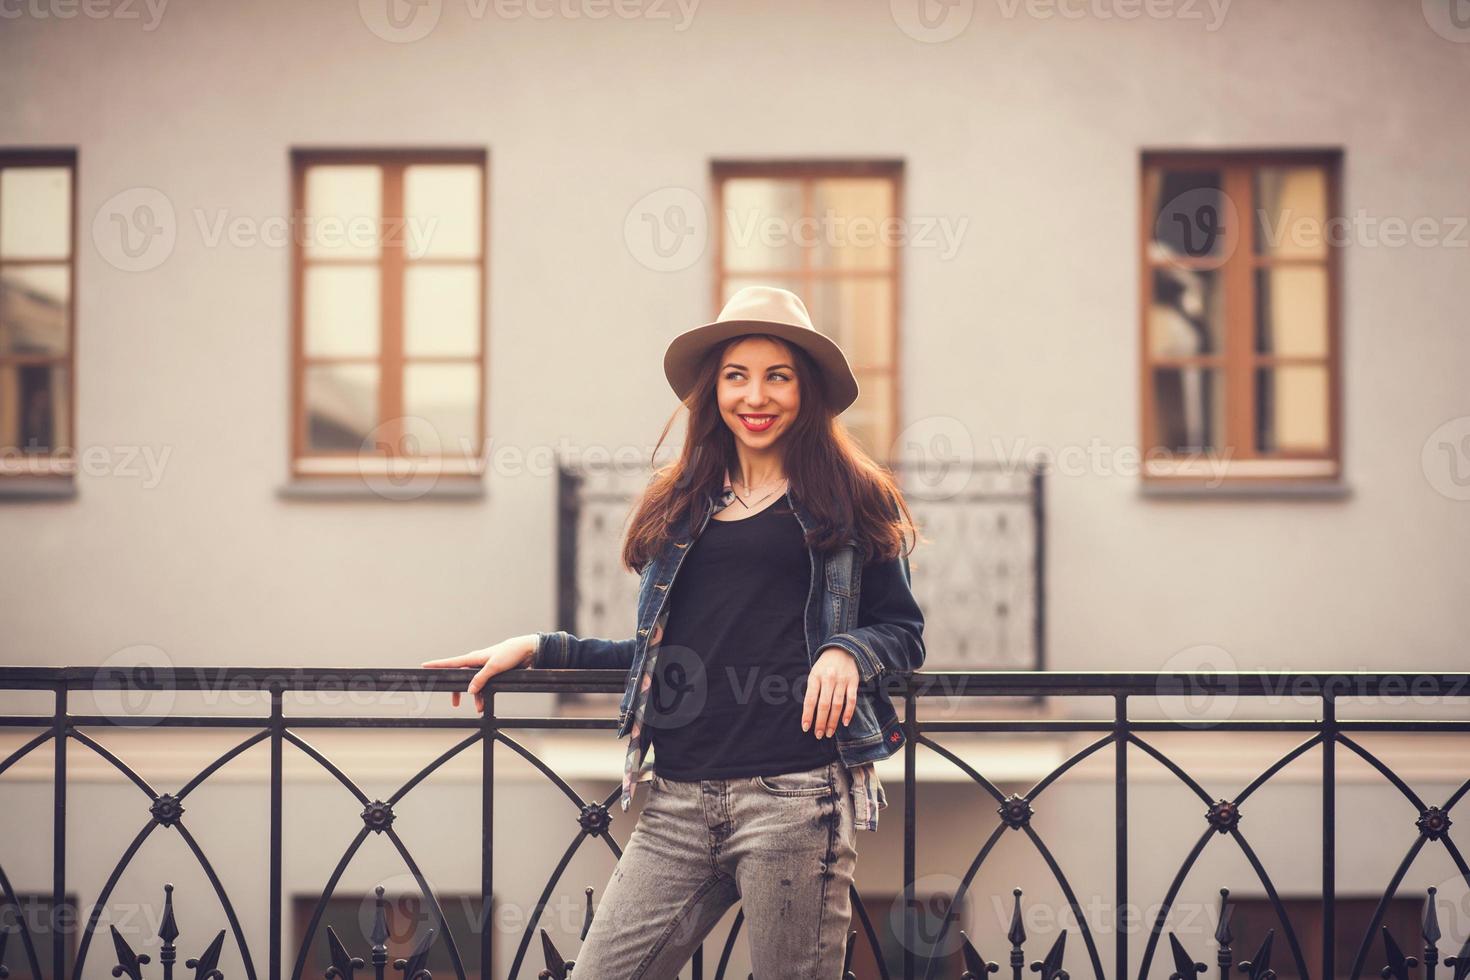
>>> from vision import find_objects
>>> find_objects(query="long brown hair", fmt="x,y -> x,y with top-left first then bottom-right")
621,333 -> 921,573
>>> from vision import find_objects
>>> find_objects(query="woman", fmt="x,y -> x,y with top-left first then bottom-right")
423,285 -> 926,979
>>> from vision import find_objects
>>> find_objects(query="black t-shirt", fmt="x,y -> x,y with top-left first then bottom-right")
646,492 -> 840,780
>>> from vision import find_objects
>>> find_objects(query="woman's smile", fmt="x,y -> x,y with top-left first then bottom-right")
738,413 -> 777,432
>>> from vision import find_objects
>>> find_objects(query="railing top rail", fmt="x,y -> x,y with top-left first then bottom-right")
1,667 -> 1468,698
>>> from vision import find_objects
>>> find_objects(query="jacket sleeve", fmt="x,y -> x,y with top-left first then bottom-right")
531,630 -> 638,671
822,548 -> 926,684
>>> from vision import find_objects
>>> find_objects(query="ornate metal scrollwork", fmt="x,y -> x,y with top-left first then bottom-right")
1416,806 -> 1453,841
956,888 -> 1070,980
108,884 -> 226,980
359,800 -> 396,834
998,794 -> 1034,830
576,802 -> 611,837
1205,799 -> 1241,834
325,885 -> 435,980
149,793 -> 185,828
1166,887 -> 1276,980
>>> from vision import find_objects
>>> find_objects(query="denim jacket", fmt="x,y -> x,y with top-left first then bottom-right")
532,479 -> 926,831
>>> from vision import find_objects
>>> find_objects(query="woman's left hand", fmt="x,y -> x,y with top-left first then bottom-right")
802,647 -> 860,739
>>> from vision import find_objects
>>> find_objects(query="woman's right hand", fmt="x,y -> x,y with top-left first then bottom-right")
421,634 -> 538,713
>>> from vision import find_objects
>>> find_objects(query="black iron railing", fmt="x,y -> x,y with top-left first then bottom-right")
1,668 -> 1468,980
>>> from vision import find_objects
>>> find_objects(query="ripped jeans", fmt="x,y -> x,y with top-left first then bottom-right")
569,760 -> 860,979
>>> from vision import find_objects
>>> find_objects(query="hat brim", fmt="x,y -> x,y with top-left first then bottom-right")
663,318 -> 860,414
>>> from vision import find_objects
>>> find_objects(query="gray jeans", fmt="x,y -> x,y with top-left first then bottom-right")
570,759 -> 860,979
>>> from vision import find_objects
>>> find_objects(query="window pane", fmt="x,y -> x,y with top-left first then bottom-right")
721,275 -> 796,305
1149,169 -> 1228,262
1255,265 -> 1327,357
722,178 -> 803,272
0,363 -> 69,453
303,166 -> 381,259
1152,366 -> 1225,452
1255,166 -> 1327,259
811,178 -> 895,270
404,363 -> 479,452
1149,266 -> 1223,357
304,265 -> 379,357
0,167 -> 71,259
1256,365 -> 1329,452
404,265 -> 479,357
842,372 -> 893,460
404,164 -> 481,259
0,894 -> 77,980
305,364 -> 378,451
295,894 -> 487,976
1,264 -> 70,356
808,278 -> 893,367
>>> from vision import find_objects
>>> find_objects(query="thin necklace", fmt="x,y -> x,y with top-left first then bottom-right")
728,475 -> 788,511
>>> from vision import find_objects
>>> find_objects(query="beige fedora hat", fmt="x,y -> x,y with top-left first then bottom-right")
663,285 -> 861,413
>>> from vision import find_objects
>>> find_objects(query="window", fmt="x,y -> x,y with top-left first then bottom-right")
0,151 -> 76,481
290,150 -> 487,480
1140,151 -> 1342,486
0,892 -> 79,980
1227,894 -> 1421,980
849,889 -> 968,978
291,891 -> 491,975
713,161 -> 902,457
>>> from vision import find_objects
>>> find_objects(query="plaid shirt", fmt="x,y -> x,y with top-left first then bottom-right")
618,476 -> 890,831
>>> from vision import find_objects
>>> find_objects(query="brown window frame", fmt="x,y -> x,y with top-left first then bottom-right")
711,159 -> 903,459
1139,149 -> 1343,487
290,890 -> 494,975
288,148 -> 489,481
1226,893 -> 1422,980
0,148 -> 78,481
